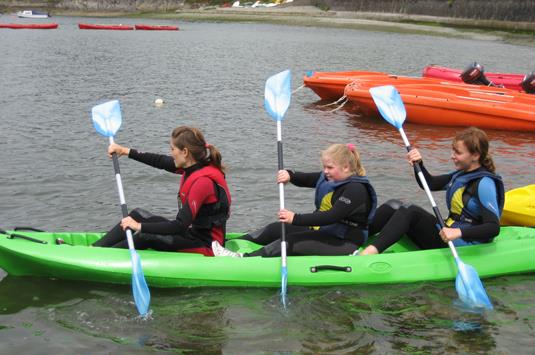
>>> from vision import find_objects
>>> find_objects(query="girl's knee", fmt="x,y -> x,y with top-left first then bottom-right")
383,199 -> 404,210
130,208 -> 153,220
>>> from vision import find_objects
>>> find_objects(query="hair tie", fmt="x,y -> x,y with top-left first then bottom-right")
205,143 -> 211,161
347,143 -> 355,152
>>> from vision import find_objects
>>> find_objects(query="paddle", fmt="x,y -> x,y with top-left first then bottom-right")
264,69 -> 292,308
91,100 -> 151,316
369,85 -> 493,311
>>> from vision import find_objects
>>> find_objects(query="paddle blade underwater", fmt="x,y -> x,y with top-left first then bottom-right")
264,69 -> 291,121
455,259 -> 493,310
130,248 -> 151,315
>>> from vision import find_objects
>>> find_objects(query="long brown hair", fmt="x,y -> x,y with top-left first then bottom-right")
454,127 -> 495,173
171,126 -> 225,172
321,143 -> 366,176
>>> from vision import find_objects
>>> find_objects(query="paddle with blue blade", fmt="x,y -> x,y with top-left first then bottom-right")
91,100 -> 151,316
264,69 -> 292,308
369,85 -> 493,311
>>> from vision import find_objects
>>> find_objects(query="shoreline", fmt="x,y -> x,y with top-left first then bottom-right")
6,5 -> 535,46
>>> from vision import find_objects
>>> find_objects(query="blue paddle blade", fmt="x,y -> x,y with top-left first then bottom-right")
455,258 -> 493,311
91,100 -> 123,137
369,85 -> 406,129
280,266 -> 288,308
264,69 -> 291,121
130,249 -> 151,316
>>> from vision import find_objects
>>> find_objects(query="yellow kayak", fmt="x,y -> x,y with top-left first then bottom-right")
501,184 -> 535,227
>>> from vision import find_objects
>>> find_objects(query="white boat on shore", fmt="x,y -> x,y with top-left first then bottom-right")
16,10 -> 50,19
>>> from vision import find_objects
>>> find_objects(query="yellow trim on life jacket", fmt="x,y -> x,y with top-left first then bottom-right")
445,186 -> 465,227
311,192 -> 334,230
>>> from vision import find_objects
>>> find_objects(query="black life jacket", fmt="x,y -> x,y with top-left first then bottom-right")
178,165 -> 231,230
314,173 -> 377,240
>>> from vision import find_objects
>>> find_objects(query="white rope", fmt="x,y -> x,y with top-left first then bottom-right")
330,97 -> 349,112
291,84 -> 305,94
320,95 -> 347,107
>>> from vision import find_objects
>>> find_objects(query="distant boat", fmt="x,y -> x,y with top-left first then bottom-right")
16,10 -> 50,19
78,23 -> 134,31
0,23 -> 58,29
134,24 -> 179,31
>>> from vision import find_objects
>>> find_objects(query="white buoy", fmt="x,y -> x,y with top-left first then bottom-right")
154,98 -> 164,105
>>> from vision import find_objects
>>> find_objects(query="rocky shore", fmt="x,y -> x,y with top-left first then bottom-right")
1,1 -> 534,46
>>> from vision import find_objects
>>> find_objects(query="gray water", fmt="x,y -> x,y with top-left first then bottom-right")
1,15 -> 535,353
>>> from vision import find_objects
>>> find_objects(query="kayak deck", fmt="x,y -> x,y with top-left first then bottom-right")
1,227 -> 534,288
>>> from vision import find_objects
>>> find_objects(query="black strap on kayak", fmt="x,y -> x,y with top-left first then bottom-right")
310,265 -> 352,273
14,226 -> 46,232
0,229 -> 48,244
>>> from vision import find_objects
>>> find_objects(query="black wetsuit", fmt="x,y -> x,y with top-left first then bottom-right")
369,164 -> 501,253
93,149 -> 230,255
240,170 -> 374,257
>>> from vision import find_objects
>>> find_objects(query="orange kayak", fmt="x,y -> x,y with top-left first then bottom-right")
303,71 -> 388,100
344,76 -> 535,132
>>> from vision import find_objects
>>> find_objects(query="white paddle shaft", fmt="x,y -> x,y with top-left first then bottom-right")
399,129 -> 459,259
109,136 -> 136,251
276,121 -> 287,266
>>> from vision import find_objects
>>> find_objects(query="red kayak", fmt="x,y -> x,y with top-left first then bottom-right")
422,64 -> 532,92
0,23 -> 58,29
78,23 -> 134,30
134,24 -> 179,31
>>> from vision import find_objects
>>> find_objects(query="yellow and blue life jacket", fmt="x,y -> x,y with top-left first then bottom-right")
445,169 -> 504,228
314,173 -> 377,240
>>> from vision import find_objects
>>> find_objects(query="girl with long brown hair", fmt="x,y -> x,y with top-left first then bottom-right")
94,126 -> 231,256
361,127 -> 504,256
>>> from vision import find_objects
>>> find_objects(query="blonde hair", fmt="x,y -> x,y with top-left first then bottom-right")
321,143 -> 366,176
454,127 -> 495,173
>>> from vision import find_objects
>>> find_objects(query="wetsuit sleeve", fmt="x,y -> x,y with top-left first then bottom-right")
288,170 -> 320,188
128,149 -> 178,173
460,177 -> 500,241
292,183 -> 368,226
140,177 -> 217,235
415,163 -> 452,191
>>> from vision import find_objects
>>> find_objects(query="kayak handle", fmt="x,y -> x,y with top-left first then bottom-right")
310,265 -> 352,273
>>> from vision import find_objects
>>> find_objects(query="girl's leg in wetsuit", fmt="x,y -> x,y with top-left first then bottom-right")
371,203 -> 444,253
93,208 -> 205,251
110,231 -> 205,251
244,229 -> 358,257
368,200 -> 401,236
93,208 -> 167,247
238,222 -> 309,245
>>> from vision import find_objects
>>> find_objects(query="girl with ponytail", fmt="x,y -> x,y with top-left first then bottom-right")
212,143 -> 377,258
94,126 -> 231,256
361,127 -> 504,256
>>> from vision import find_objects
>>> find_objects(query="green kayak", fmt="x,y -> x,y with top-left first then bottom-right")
0,227 -> 534,287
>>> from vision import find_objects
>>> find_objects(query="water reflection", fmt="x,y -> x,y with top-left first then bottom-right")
2,274 -> 535,353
